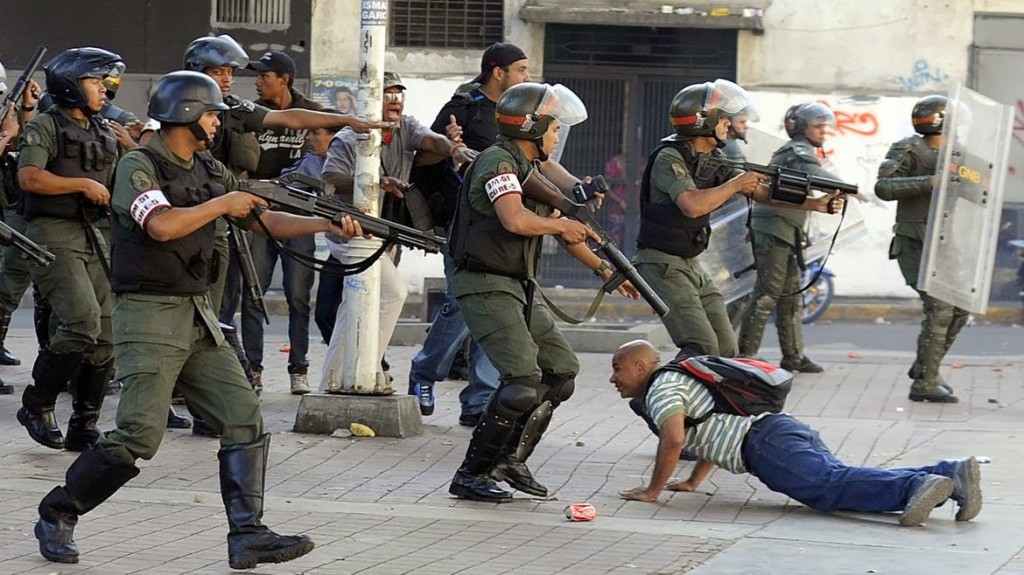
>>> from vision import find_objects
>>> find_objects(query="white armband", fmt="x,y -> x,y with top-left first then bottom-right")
130,189 -> 172,227
484,173 -> 523,203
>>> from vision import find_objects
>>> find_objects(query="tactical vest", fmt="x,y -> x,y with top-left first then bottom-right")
895,135 -> 937,226
22,111 -> 118,220
109,148 -> 226,296
209,95 -> 260,173
637,139 -> 729,258
449,141 -> 537,279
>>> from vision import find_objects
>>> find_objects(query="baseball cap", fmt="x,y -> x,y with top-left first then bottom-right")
383,71 -> 406,91
472,43 -> 528,84
246,50 -> 297,78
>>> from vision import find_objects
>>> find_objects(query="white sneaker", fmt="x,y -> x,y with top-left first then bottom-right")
290,372 -> 311,395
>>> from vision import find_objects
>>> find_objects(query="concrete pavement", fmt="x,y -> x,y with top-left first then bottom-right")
0,314 -> 1022,574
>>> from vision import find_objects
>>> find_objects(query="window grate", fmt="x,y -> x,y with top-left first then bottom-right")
391,0 -> 504,49
212,0 -> 290,30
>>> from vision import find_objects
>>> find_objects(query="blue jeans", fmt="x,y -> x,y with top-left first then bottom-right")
241,233 -> 315,370
315,255 -> 345,345
409,251 -> 500,416
742,414 -> 956,513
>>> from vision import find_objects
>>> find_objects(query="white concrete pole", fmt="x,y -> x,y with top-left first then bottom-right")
338,0 -> 389,394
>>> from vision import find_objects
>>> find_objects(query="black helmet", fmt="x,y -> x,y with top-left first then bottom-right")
148,71 -> 229,124
43,47 -> 125,110
496,82 -> 587,141
670,79 -> 759,138
912,95 -> 947,135
183,35 -> 249,72
784,102 -> 836,139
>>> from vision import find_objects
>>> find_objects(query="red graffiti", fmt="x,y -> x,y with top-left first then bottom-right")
818,101 -> 880,138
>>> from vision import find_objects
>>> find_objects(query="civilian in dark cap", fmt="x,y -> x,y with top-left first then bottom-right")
238,49 -> 326,396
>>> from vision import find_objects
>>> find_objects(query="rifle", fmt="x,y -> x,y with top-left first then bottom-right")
237,173 -> 446,254
703,157 -> 859,205
0,47 -> 46,125
229,223 -> 270,325
520,168 -> 670,318
0,219 -> 55,266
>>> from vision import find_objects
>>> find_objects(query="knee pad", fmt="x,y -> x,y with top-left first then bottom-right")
494,380 -> 538,417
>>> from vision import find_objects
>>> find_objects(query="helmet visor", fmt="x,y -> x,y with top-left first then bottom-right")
0,61 -> 7,97
82,60 -> 125,81
536,84 -> 588,127
705,79 -> 759,122
797,102 -> 836,128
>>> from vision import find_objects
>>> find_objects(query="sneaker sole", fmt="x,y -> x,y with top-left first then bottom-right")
955,458 -> 982,521
899,477 -> 954,526
228,539 -> 315,570
908,393 -> 960,403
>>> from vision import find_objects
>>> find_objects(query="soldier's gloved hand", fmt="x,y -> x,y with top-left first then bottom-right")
380,176 -> 408,198
81,180 -> 110,206
327,215 -> 365,241
219,191 -> 268,219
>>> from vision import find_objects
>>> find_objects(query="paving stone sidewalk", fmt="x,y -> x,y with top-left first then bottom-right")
0,319 -> 1021,574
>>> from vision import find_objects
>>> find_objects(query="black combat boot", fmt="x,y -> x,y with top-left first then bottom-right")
0,375 -> 13,395
0,310 -> 20,365
65,360 -> 113,452
450,406 -> 516,503
36,446 -> 140,563
19,349 -> 84,449
491,415 -> 549,497
219,434 -> 315,569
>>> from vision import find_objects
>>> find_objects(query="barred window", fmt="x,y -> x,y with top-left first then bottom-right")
391,0 -> 504,49
212,0 -> 291,30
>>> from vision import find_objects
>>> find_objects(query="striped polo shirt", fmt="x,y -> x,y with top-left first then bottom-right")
645,369 -> 771,474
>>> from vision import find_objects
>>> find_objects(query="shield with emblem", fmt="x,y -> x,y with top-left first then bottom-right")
918,82 -> 1014,313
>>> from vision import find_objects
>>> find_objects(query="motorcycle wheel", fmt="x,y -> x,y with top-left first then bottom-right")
801,274 -> 834,324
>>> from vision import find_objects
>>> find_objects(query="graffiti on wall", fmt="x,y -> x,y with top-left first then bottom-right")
898,60 -> 949,92
818,101 -> 881,138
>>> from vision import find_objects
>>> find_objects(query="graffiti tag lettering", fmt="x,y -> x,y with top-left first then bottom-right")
818,101 -> 880,137
898,60 -> 948,92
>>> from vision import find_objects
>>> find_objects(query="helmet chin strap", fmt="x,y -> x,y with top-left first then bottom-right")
189,122 -> 213,148
533,138 -> 548,162
714,133 -> 727,149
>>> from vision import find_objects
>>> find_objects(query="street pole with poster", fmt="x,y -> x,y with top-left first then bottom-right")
295,0 -> 423,438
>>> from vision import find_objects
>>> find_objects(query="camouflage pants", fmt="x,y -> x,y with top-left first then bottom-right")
892,235 -> 970,384
737,232 -> 803,358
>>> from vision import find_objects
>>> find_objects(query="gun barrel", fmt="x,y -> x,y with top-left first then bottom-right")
0,47 -> 46,124
0,220 -> 55,266
744,162 -> 859,195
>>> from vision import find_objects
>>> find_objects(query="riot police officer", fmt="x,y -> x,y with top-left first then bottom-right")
15,47 -> 124,452
32,70 -> 364,568
736,102 -> 847,372
633,81 -> 841,360
876,95 -> 964,403
722,108 -> 750,163
447,82 -> 637,502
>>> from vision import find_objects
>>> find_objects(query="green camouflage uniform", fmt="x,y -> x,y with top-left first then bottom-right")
737,139 -> 834,364
634,143 -> 741,356
97,133 -> 263,465
876,135 -> 966,402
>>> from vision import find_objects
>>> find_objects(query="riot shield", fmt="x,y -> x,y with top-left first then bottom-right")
919,83 -> 1014,313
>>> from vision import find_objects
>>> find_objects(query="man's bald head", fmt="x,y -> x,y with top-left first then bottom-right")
610,340 -> 662,398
